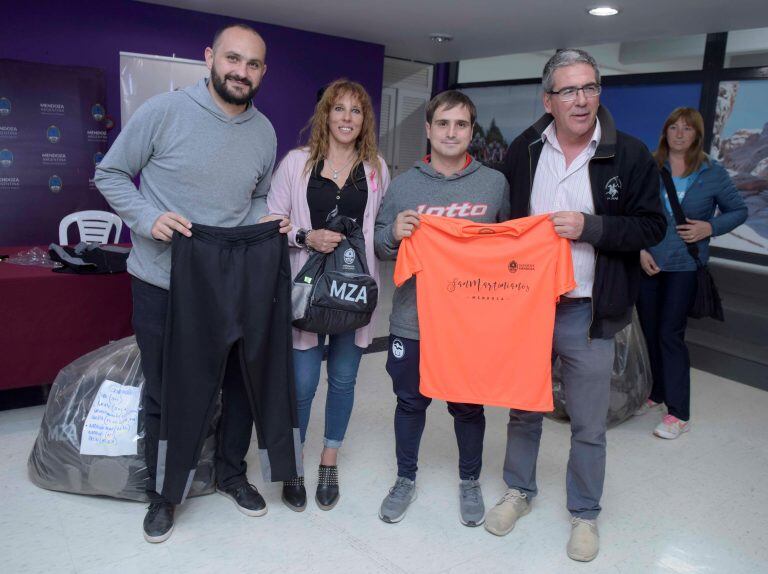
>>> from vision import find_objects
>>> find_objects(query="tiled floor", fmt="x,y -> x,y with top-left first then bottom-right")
2,353 -> 767,573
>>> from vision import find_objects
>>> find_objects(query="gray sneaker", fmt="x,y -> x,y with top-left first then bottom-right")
378,477 -> 416,523
484,488 -> 530,536
459,479 -> 485,527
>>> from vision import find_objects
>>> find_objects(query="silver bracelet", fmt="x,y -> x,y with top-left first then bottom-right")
304,229 -> 315,252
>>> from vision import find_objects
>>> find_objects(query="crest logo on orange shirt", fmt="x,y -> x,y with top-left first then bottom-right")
508,260 -> 535,273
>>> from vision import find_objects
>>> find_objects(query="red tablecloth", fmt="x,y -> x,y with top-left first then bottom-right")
0,246 -> 133,390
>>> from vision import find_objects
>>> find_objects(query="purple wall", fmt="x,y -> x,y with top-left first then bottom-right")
0,0 -> 384,245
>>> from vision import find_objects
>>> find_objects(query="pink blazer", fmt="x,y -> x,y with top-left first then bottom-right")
267,148 -> 390,350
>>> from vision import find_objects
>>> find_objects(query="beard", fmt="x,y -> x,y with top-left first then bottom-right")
210,64 -> 259,105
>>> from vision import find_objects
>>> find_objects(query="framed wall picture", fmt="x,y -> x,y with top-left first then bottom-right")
710,79 -> 768,261
461,84 -> 545,165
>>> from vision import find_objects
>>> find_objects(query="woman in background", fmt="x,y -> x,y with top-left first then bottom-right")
635,107 -> 747,439
268,79 -> 389,510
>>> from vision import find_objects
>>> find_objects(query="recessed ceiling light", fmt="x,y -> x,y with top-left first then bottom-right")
589,6 -> 619,16
430,33 -> 453,44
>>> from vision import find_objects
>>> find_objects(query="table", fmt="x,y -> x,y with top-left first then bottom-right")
0,246 -> 133,391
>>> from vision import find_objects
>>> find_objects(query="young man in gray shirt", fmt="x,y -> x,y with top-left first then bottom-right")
95,23 -> 287,543
374,90 -> 509,527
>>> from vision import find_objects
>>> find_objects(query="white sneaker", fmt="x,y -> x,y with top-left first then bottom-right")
654,414 -> 691,439
634,399 -> 663,416
567,517 -> 599,562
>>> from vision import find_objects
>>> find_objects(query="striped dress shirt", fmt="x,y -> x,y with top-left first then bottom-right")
531,119 -> 601,298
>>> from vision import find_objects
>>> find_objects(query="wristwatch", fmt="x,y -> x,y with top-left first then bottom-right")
296,228 -> 312,250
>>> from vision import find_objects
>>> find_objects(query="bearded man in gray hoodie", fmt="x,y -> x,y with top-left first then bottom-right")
95,23 -> 287,543
375,90 -> 510,527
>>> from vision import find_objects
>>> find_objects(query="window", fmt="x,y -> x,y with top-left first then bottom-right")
725,27 -> 768,68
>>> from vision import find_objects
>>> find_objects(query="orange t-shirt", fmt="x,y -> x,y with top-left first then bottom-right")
394,213 -> 576,411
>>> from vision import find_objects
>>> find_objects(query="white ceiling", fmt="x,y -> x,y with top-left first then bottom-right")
138,0 -> 768,63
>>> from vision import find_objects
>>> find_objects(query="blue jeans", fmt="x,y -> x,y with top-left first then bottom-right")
293,331 -> 364,449
502,299 -> 615,519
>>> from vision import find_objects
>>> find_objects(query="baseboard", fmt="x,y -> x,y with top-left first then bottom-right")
689,342 -> 768,391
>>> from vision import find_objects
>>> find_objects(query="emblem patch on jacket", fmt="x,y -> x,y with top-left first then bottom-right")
604,176 -> 621,200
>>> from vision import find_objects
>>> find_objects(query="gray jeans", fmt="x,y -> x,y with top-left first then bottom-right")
502,299 -> 614,519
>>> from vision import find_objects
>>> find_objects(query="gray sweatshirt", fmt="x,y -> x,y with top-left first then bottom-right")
374,158 -> 510,339
94,78 -> 276,289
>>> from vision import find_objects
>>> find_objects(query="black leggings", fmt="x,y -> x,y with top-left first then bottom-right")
156,221 -> 302,504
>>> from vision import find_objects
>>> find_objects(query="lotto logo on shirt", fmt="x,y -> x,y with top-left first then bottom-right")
416,202 -> 488,217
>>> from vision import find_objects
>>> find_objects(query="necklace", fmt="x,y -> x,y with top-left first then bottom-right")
326,154 -> 355,180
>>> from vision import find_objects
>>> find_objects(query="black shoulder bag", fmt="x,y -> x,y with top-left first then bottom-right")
291,215 -> 379,334
659,167 -> 724,321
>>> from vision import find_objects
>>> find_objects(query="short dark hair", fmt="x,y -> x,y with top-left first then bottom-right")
211,23 -> 263,51
426,90 -> 476,125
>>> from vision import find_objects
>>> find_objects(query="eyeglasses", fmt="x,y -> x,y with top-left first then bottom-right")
547,84 -> 601,102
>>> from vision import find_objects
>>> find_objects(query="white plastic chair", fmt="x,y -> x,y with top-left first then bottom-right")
58,210 -> 123,245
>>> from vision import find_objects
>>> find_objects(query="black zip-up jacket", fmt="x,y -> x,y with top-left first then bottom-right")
500,106 -> 666,338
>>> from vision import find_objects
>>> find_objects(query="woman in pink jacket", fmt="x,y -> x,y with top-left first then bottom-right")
268,79 -> 390,512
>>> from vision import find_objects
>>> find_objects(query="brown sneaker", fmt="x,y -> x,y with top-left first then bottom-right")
567,517 -> 599,562
484,488 -> 530,536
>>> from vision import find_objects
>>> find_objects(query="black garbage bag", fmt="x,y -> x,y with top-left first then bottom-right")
292,215 -> 378,334
28,336 -> 218,501
547,312 -> 652,427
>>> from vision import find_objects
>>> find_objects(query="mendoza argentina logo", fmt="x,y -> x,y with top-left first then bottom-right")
87,129 -> 108,142
0,98 -> 11,116
47,125 -> 62,143
0,176 -> 21,190
91,103 -> 105,122
42,152 -> 67,165
0,149 -> 13,168
40,102 -> 65,116
49,174 -> 63,193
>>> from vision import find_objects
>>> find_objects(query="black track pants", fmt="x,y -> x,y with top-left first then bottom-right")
132,277 -> 255,502
156,221 -> 302,504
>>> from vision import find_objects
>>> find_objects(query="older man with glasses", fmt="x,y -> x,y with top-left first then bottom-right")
485,49 -> 666,561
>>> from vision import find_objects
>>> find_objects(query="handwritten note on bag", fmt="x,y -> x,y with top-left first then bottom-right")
79,380 -> 142,456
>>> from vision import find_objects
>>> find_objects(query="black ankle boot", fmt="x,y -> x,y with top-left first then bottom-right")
315,465 -> 339,510
282,476 -> 306,512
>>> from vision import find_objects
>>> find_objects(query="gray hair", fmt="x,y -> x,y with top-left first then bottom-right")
542,49 -> 600,92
